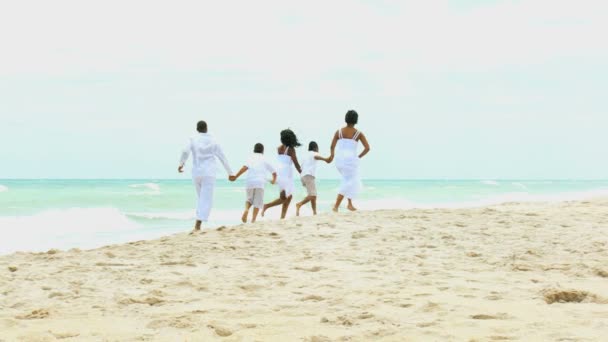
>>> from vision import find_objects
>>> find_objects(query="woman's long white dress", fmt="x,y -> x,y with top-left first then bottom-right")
335,129 -> 362,199
276,146 -> 295,197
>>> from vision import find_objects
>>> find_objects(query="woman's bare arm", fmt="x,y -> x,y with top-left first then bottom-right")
289,149 -> 302,173
358,133 -> 370,159
327,131 -> 339,163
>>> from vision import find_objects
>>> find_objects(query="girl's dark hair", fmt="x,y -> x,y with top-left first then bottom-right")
308,141 -> 318,151
345,110 -> 358,125
280,129 -> 301,148
253,143 -> 264,153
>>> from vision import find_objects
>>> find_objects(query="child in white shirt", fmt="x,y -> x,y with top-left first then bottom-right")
230,143 -> 277,223
296,141 -> 330,216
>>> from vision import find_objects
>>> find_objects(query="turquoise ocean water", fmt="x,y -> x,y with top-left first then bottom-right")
1,179 -> 608,255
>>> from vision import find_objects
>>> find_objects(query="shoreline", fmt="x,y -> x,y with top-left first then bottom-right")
1,199 -> 608,340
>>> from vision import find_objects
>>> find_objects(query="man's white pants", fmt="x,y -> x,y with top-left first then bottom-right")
193,176 -> 215,222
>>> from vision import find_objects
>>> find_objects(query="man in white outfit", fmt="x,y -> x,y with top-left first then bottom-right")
178,121 -> 233,233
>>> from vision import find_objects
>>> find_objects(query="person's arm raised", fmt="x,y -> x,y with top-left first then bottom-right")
327,131 -> 339,163
358,133 -> 371,159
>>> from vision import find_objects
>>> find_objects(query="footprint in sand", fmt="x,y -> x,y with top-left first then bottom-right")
118,297 -> 164,306
148,316 -> 194,329
542,289 -> 608,304
470,313 -> 510,320
595,269 -> 608,278
295,266 -> 322,272
208,324 -> 233,337
300,295 -> 324,302
16,309 -> 50,320
50,331 -> 80,339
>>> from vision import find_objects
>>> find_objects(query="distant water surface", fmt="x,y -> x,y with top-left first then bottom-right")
1,179 -> 607,254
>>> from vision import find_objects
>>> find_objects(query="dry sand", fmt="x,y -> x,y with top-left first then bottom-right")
1,199 -> 608,341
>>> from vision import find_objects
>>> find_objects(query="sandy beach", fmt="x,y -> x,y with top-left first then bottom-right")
1,199 -> 607,341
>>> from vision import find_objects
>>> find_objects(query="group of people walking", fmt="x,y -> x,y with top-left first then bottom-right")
178,110 -> 371,233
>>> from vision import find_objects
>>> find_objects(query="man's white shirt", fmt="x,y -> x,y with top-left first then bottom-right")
180,133 -> 233,178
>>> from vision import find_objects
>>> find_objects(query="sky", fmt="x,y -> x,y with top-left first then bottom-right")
0,0 -> 607,179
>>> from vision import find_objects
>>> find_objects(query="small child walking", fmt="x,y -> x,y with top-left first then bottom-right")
296,141 -> 330,216
230,143 -> 277,223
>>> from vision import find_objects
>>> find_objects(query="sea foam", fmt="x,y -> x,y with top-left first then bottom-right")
128,183 -> 161,194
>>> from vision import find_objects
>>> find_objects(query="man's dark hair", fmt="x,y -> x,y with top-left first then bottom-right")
308,141 -> 318,152
280,129 -> 301,148
345,110 -> 359,125
197,121 -> 208,133
254,143 -> 264,153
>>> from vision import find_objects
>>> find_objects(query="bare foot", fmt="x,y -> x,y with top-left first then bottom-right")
296,203 -> 302,216
332,207 -> 339,213
262,205 -> 268,217
241,210 -> 248,223
189,228 -> 201,235
347,204 -> 357,212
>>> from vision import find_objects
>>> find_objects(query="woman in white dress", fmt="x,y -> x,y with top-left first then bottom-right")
263,129 -> 302,219
328,110 -> 371,212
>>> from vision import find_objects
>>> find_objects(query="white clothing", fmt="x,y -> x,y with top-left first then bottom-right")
181,133 -> 233,223
301,151 -> 320,177
193,176 -> 215,222
335,128 -> 362,199
180,133 -> 233,178
246,188 -> 265,209
245,153 -> 276,189
276,147 -> 295,197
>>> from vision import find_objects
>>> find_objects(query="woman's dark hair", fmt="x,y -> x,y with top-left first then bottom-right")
345,110 -> 358,125
308,141 -> 318,151
280,129 -> 301,148
253,143 -> 264,153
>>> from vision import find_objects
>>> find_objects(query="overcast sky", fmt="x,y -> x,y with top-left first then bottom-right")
1,0 -> 607,179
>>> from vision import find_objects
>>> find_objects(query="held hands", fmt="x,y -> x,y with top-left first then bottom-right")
178,165 -> 184,173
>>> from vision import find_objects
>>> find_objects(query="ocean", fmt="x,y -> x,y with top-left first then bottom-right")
1,179 -> 607,255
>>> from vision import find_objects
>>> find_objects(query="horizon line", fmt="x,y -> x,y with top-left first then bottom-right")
2,178 -> 608,182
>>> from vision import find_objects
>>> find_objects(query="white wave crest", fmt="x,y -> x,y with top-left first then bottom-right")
0,207 -> 141,255
128,211 -> 196,220
481,180 -> 499,186
129,183 -> 160,191
0,207 -> 139,234
0,185 -> 7,193
511,182 -> 528,190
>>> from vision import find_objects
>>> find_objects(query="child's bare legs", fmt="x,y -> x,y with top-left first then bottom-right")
242,202 -> 252,223
252,207 -> 260,223
296,196 -> 317,216
333,194 -> 345,212
347,199 -> 357,211
281,195 -> 293,219
263,191 -> 287,217
296,196 -> 311,216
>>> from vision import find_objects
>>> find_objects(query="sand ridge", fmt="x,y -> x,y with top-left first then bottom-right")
1,200 -> 608,341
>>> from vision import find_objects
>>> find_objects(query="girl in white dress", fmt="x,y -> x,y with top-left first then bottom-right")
263,129 -> 302,219
328,110 -> 371,212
